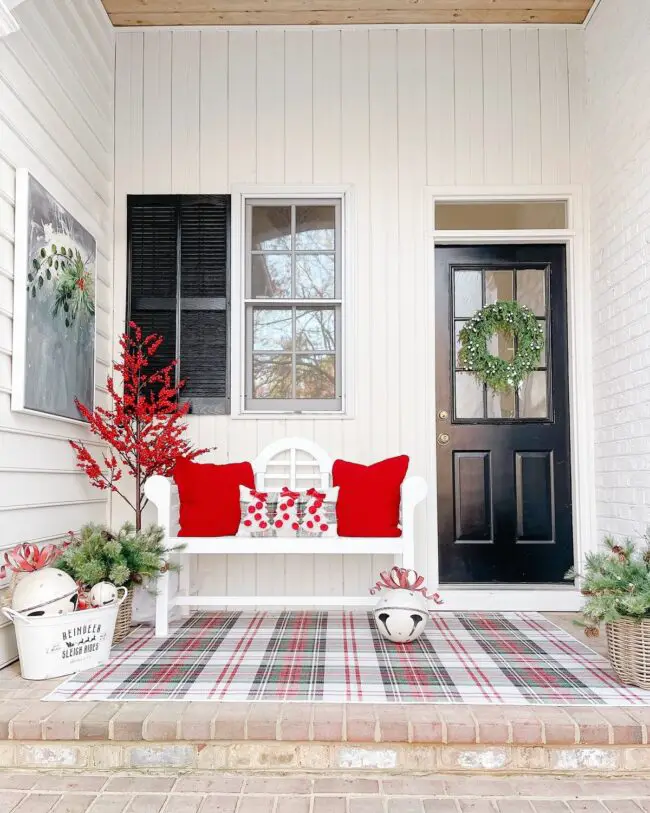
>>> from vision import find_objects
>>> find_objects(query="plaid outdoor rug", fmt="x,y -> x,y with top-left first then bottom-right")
46,611 -> 650,705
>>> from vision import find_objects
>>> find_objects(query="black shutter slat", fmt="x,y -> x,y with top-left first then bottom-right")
129,310 -> 177,396
180,199 -> 229,298
129,204 -> 177,298
180,310 -> 228,398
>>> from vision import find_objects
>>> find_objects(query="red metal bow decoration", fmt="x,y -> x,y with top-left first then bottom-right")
250,489 -> 268,502
370,566 -> 443,604
280,486 -> 301,501
0,541 -> 69,580
306,487 -> 326,501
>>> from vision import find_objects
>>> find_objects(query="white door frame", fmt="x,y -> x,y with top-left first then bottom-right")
424,185 -> 594,612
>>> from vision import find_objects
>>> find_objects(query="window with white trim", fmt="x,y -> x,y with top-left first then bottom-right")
244,199 -> 343,412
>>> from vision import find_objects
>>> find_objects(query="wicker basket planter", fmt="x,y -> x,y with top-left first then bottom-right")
606,618 -> 650,690
112,588 -> 134,644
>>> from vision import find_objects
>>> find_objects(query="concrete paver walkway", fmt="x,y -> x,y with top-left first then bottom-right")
1,772 -> 649,812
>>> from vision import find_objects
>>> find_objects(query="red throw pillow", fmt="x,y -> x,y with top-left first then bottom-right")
332,455 -> 409,537
173,458 -> 255,536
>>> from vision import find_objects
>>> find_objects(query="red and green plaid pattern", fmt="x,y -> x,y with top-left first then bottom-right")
47,611 -> 650,705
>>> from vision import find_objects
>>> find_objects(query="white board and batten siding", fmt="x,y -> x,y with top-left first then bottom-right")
0,1 -> 114,560
113,26 -> 588,602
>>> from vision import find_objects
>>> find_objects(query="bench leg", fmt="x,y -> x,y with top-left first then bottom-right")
155,568 -> 170,637
179,554 -> 191,619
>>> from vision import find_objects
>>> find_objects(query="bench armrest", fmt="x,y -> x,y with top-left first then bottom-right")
401,476 -> 427,511
145,475 -> 178,540
400,476 -> 427,540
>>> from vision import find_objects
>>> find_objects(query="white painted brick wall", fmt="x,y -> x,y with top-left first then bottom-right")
587,0 -> 650,538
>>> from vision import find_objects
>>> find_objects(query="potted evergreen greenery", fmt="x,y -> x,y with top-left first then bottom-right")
567,531 -> 650,689
56,524 -> 178,643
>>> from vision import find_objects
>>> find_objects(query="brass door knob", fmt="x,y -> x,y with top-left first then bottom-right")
437,432 -> 450,445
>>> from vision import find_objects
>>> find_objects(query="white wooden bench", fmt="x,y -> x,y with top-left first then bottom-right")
145,437 -> 427,636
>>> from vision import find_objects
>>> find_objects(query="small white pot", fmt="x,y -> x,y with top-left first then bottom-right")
373,588 -> 429,643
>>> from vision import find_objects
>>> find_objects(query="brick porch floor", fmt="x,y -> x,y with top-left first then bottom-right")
0,613 -> 648,776
1,772 -> 650,811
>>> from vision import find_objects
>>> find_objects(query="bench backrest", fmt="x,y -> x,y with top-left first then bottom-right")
253,437 -> 333,492
146,436 -> 426,540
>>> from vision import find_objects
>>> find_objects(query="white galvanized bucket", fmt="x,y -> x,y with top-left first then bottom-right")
2,587 -> 127,680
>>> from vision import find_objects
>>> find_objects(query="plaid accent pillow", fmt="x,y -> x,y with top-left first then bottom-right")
298,487 -> 339,537
236,486 -> 275,537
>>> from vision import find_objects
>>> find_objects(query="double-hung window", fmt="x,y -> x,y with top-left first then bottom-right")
244,199 -> 343,412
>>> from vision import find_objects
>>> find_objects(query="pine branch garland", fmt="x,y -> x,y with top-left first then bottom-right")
56,523 -> 181,591
568,531 -> 650,627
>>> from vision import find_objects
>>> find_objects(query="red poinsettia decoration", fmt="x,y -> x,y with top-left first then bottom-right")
370,566 -> 443,604
70,322 -> 209,530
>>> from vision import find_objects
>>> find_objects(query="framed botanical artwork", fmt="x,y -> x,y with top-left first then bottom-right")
12,169 -> 96,423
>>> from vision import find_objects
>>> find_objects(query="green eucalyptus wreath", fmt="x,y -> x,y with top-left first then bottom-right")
458,300 -> 544,394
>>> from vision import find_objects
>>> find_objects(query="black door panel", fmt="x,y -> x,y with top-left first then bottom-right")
436,245 -> 573,584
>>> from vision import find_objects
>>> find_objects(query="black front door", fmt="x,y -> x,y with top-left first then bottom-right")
436,245 -> 573,584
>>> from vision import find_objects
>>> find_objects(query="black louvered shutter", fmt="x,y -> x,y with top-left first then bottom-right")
178,198 -> 229,413
127,195 -> 230,414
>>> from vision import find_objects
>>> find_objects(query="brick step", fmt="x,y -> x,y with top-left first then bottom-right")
3,702 -> 649,745
1,740 -> 650,774
2,702 -> 650,774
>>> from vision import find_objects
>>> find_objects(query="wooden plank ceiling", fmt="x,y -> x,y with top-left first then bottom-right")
103,0 -> 595,26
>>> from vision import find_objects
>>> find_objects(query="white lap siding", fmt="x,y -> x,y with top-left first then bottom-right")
0,1 -> 114,555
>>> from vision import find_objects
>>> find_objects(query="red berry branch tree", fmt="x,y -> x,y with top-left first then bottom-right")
70,322 -> 208,530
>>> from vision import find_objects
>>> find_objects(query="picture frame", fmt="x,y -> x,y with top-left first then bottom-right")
11,169 -> 96,424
